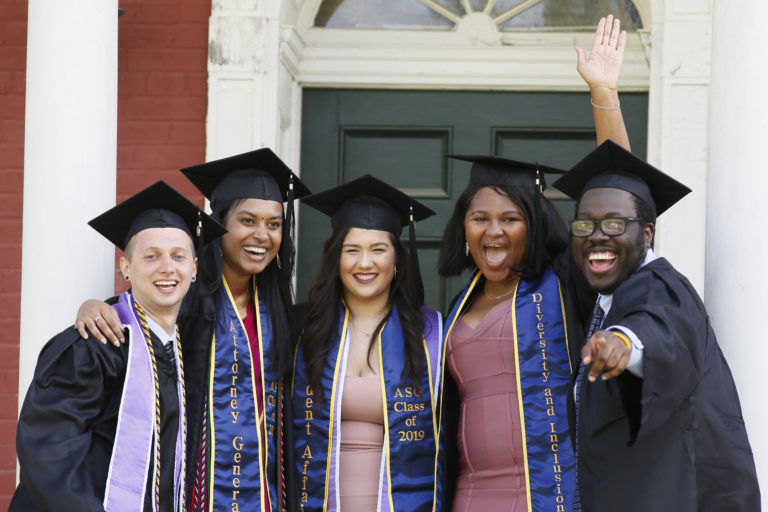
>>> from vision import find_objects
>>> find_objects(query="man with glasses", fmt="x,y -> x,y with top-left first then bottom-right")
553,140 -> 759,511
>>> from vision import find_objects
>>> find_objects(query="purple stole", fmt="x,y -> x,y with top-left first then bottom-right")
103,292 -> 186,512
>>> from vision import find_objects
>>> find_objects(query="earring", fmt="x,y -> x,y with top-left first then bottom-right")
191,275 -> 197,282
394,266 -> 399,276
125,274 -> 130,281
276,253 -> 282,270
464,241 -> 470,256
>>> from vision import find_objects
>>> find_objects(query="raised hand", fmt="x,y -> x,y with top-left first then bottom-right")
575,14 -> 627,93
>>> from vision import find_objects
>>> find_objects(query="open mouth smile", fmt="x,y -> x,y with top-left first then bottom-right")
353,273 -> 377,284
154,280 -> 179,293
587,250 -> 617,274
483,244 -> 508,267
243,246 -> 268,258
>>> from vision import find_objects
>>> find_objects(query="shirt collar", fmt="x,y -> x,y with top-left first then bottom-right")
144,314 -> 177,345
597,248 -> 657,314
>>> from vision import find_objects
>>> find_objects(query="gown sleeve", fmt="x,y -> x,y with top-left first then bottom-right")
606,262 -> 707,441
15,328 -> 126,512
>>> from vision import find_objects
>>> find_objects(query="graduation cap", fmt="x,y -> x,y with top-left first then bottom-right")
303,174 -> 435,304
180,149 -> 310,274
179,147 -> 311,208
552,140 -> 691,216
450,154 -> 566,191
88,180 -> 227,251
449,154 -> 566,274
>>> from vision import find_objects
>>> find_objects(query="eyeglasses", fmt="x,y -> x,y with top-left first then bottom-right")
569,217 -> 646,237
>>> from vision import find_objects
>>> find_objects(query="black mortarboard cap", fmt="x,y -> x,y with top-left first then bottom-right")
88,181 -> 227,251
180,147 -> 311,208
450,154 -> 566,275
449,154 -> 566,190
303,175 -> 434,235
303,175 -> 435,304
552,140 -> 691,216
181,148 -> 311,279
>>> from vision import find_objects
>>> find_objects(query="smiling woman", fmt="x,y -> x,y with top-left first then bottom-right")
437,156 -> 586,511
291,175 -> 444,512
219,198 -> 284,298
463,186 -> 529,289
432,15 -> 637,511
339,228 -> 397,305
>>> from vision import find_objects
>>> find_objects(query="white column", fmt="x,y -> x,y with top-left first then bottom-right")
206,0 -> 303,166
707,0 -> 768,502
645,0 -> 712,295
19,1 -> 118,407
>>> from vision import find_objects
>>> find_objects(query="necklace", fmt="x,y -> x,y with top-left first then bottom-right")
350,313 -> 388,338
484,281 -> 517,300
233,287 -> 250,316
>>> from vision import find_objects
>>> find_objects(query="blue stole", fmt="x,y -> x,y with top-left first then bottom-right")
104,292 -> 186,512
440,267 -> 576,511
292,303 -> 444,512
207,276 -> 279,512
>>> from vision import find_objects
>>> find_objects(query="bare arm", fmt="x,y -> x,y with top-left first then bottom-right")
576,14 -> 631,150
75,299 -> 124,346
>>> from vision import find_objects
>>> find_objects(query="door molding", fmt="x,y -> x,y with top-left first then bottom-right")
283,1 -> 650,91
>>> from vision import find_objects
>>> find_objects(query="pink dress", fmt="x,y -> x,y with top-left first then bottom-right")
339,375 -> 384,511
446,298 -> 528,512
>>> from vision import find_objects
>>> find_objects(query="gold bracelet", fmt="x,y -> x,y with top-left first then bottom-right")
590,98 -> 621,110
612,331 -> 632,350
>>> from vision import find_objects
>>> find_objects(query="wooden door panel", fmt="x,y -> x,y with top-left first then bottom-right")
298,89 -> 648,312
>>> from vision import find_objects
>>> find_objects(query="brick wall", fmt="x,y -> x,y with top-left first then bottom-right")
0,0 -> 211,506
115,0 -> 211,292
0,0 -> 27,507
117,0 -> 211,199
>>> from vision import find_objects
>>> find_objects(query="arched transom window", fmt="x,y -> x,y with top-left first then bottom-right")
316,0 -> 643,31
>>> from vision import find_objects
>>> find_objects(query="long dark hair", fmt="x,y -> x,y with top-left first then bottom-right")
197,197 -> 295,376
300,227 -> 428,403
438,183 -> 568,277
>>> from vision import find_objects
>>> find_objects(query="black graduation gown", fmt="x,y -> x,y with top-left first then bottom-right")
174,282 -> 217,497
11,325 -> 181,512
440,250 -> 594,508
576,258 -> 760,511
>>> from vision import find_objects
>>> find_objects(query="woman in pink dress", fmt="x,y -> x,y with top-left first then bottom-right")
436,16 -> 632,511
291,176 -> 444,512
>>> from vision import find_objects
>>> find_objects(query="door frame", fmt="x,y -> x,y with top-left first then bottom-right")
286,2 -> 651,92
205,0 -> 718,293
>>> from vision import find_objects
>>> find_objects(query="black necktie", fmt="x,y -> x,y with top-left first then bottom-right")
163,339 -> 176,365
573,302 -> 605,511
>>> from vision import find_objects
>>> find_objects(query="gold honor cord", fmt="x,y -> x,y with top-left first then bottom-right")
250,278 -> 271,512
508,285 -> 534,511
133,299 -> 162,512
133,299 -> 186,512
556,282 -> 573,374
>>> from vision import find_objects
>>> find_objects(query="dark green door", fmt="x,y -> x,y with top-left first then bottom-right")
298,89 -> 648,312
